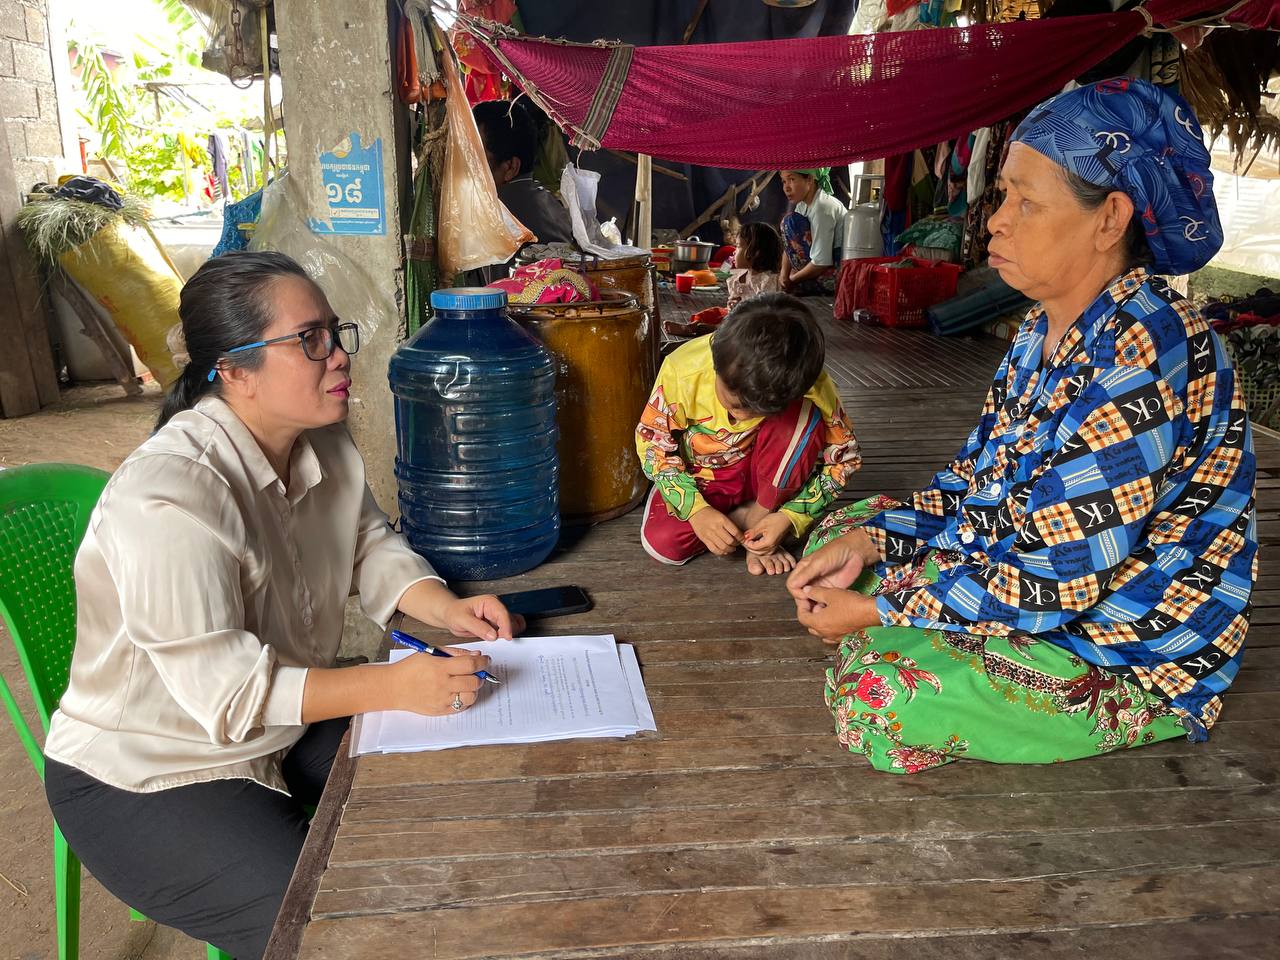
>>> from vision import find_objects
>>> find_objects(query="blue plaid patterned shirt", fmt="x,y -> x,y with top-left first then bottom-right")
862,270 -> 1257,738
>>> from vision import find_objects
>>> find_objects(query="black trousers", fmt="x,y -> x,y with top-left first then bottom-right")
45,718 -> 349,960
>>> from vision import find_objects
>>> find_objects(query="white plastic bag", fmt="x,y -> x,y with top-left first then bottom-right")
560,164 -> 649,259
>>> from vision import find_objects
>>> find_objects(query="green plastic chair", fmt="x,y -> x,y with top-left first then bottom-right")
0,463 -> 232,960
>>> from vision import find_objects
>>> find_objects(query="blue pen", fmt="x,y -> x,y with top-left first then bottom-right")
390,630 -> 502,684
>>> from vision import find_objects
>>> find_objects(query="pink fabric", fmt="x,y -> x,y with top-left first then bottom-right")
487,258 -> 598,304
472,2 -> 1271,169
1231,0 -> 1280,29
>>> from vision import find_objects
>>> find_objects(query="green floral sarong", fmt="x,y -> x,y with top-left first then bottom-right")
808,498 -> 1186,774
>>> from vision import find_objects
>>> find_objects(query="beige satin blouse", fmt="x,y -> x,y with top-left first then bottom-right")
44,397 -> 440,793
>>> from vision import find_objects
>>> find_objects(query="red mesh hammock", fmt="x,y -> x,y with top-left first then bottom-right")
463,1 -> 1277,169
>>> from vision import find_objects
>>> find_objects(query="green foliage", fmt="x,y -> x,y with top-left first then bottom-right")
135,31 -> 201,71
17,194 -> 148,262
125,132 -> 208,202
68,2 -> 259,203
73,44 -> 132,161
155,0 -> 198,33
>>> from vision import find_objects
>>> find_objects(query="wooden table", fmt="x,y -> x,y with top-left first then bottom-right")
267,315 -> 1280,959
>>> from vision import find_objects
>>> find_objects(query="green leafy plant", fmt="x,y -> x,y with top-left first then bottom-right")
73,43 -> 132,162
68,1 -> 262,203
155,0 -> 198,33
125,131 -> 208,201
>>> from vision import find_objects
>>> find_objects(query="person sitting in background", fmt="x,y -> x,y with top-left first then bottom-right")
474,99 -> 574,246
636,294 -> 861,576
727,221 -> 784,311
779,168 -> 846,295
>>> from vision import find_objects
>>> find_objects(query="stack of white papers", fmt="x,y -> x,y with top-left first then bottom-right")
352,634 -> 657,755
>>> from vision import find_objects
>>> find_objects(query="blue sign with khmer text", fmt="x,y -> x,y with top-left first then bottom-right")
308,133 -> 386,236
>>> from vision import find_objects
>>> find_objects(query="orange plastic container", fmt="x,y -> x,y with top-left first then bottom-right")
870,258 -> 963,328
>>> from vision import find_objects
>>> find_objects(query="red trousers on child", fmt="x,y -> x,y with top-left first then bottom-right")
641,397 -> 826,565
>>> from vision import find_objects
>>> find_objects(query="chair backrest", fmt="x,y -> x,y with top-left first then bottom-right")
0,463 -> 110,774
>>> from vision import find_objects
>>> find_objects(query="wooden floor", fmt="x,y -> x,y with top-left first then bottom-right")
273,306 -> 1280,959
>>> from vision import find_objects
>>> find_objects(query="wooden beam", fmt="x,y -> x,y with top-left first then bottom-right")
605,150 -> 688,182
738,170 -> 775,214
681,172 -> 769,239
681,181 -> 739,239
0,121 -> 59,418
681,0 -> 712,44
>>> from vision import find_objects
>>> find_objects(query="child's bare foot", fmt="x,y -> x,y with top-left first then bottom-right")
746,548 -> 796,576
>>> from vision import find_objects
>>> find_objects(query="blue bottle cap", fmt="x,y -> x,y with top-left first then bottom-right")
430,287 -> 508,311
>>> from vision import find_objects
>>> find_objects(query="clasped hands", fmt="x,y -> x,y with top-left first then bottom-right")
689,506 -> 791,557
784,528 -> 883,643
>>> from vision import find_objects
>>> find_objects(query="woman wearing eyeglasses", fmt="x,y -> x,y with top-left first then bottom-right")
42,251 -> 523,960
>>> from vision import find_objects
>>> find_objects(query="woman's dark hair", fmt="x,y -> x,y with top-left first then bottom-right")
711,293 -> 825,416
1060,168 -> 1155,271
155,251 -> 311,431
736,221 -> 784,274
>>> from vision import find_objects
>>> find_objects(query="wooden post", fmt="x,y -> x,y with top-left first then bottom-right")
260,4 -> 274,189
0,121 -> 59,418
635,153 -> 652,249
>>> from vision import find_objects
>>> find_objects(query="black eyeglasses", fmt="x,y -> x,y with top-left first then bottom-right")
208,322 -> 360,382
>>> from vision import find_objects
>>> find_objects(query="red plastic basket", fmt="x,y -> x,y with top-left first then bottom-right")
869,258 -> 963,328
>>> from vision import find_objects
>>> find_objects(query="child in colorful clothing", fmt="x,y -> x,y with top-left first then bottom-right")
636,294 -> 861,575
726,222 -> 783,311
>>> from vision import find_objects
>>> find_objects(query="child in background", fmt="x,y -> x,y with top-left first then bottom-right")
636,294 -> 861,575
727,222 -> 784,310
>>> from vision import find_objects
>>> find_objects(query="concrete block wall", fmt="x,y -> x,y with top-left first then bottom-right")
1,0 -> 65,191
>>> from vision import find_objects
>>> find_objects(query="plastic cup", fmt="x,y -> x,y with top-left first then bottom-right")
675,273 -> 694,294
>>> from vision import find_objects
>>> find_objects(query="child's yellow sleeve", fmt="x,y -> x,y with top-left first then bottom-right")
635,363 -> 707,521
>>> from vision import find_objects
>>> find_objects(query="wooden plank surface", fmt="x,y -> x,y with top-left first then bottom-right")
281,305 -> 1280,958
298,865 -> 1279,958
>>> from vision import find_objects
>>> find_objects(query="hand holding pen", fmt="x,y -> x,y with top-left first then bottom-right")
391,630 -> 502,685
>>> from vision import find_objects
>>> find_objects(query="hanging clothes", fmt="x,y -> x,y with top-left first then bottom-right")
961,117 -> 1022,268
239,130 -> 256,191
966,127 -> 993,202
207,133 -> 230,201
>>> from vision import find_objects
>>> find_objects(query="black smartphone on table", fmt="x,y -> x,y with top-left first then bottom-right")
497,586 -> 593,619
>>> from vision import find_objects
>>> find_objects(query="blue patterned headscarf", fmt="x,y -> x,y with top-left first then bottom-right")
1012,78 -> 1223,276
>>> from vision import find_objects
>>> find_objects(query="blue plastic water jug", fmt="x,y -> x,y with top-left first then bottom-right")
388,288 -> 559,581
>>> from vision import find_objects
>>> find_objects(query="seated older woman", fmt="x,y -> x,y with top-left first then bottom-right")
786,79 -> 1257,774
